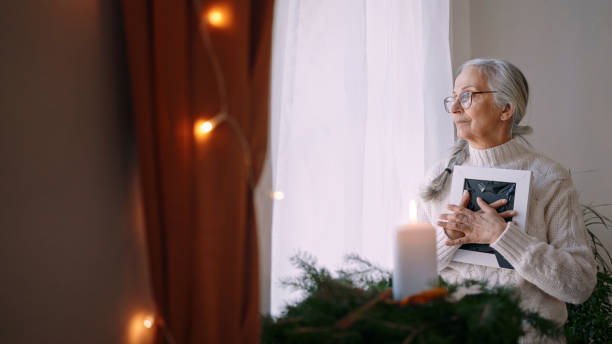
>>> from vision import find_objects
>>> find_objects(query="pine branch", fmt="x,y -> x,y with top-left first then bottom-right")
263,253 -> 564,343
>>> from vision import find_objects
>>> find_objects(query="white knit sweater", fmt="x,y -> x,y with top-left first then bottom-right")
418,138 -> 597,343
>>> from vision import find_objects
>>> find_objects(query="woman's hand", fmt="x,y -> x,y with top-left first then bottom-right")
440,190 -> 470,240
437,191 -> 517,245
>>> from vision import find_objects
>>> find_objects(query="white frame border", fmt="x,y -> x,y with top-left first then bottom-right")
448,166 -> 532,268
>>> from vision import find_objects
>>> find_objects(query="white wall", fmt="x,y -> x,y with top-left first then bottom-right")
451,0 -> 612,263
0,1 -> 154,343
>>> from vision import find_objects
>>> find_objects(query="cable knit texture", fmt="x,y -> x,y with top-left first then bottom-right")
417,138 -> 597,344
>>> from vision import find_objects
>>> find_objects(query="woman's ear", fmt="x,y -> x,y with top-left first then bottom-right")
500,103 -> 514,121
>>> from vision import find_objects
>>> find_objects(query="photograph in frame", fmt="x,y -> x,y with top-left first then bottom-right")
447,166 -> 532,269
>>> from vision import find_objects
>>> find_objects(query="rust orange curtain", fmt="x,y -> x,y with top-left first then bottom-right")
121,0 -> 274,342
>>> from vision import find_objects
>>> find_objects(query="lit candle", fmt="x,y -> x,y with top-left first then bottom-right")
393,200 -> 437,300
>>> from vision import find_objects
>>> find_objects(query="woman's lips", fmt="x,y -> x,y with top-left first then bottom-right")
455,120 -> 470,125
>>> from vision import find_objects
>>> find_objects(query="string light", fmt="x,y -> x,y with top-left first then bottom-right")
196,121 -> 213,135
270,191 -> 285,200
128,312 -> 156,343
129,312 -> 176,344
194,112 -> 227,139
194,0 -> 229,116
193,0 -> 256,190
207,10 -> 223,25
143,315 -> 154,329
127,2 -> 250,343
204,5 -> 231,28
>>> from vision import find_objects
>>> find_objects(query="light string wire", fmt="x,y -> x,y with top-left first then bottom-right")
192,0 -> 255,190
150,2 -> 255,343
156,317 -> 177,344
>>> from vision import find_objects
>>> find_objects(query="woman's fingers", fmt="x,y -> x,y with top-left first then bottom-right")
438,213 -> 467,239
460,190 -> 470,207
446,204 -> 472,215
442,198 -> 514,246
488,198 -> 508,209
476,197 -> 496,213
498,210 -> 518,218
446,236 -> 469,246
437,221 -> 466,240
439,213 -> 467,223
437,220 -> 469,232
444,228 -> 465,240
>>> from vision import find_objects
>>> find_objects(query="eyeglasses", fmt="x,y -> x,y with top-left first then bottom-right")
443,91 -> 497,113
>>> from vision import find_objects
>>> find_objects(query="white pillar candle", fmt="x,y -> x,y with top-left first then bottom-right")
393,200 -> 437,300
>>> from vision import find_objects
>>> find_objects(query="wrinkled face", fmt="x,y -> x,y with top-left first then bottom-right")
451,67 -> 505,146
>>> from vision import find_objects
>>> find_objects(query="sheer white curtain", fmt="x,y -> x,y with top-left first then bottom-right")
263,0 -> 454,315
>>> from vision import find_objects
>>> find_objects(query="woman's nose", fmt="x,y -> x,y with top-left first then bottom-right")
450,98 -> 463,113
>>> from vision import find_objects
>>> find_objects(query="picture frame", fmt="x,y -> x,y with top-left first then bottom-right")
447,166 -> 532,269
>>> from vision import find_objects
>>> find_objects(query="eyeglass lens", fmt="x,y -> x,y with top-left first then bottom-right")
444,92 -> 472,113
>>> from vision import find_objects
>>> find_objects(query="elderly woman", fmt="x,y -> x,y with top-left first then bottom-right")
418,58 -> 597,343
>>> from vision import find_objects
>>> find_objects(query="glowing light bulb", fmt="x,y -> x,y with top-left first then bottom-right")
143,316 -> 154,329
200,121 -> 213,133
270,191 -> 285,200
208,10 -> 224,26
195,119 -> 214,138
204,5 -> 231,28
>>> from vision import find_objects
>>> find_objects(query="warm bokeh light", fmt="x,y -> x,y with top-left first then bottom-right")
270,191 -> 285,200
128,312 -> 155,344
204,5 -> 232,28
200,121 -> 213,133
143,316 -> 154,329
195,119 -> 214,138
208,10 -> 224,25
409,200 -> 418,224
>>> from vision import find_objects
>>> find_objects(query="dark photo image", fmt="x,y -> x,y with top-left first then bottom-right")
459,178 -> 517,269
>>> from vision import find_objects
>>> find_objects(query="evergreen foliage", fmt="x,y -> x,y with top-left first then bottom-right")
263,204 -> 612,343
262,253 -> 562,343
565,204 -> 612,343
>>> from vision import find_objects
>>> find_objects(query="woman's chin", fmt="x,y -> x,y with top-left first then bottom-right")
455,129 -> 470,141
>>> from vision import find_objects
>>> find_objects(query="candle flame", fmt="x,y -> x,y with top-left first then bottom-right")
409,200 -> 418,224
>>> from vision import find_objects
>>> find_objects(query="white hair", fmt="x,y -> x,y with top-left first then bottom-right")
421,58 -> 532,201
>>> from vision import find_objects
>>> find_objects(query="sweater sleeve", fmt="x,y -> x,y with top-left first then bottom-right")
490,176 -> 597,304
417,197 -> 459,272
417,162 -> 461,272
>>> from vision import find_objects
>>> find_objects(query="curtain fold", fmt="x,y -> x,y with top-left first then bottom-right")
267,0 -> 453,315
122,0 -> 274,342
